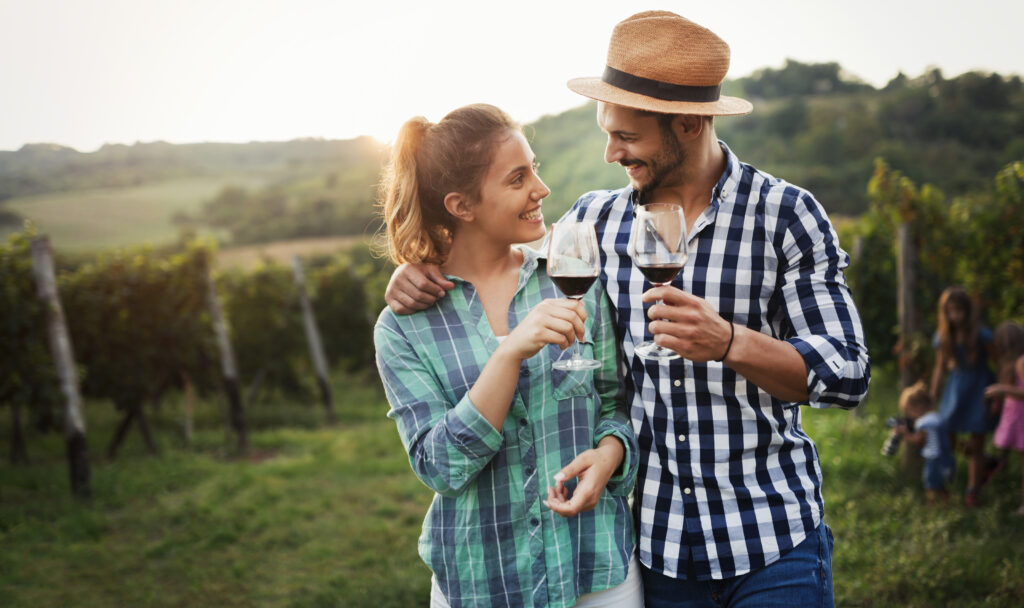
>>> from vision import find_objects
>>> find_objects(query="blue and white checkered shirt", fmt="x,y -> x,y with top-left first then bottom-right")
564,141 -> 870,581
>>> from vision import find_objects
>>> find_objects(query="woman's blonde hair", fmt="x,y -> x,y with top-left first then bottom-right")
379,104 -> 519,265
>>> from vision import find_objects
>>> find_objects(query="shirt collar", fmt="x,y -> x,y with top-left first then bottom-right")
713,139 -> 742,203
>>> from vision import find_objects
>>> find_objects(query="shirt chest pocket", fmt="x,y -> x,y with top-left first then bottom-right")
549,336 -> 597,401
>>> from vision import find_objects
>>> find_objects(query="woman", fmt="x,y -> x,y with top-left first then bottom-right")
373,104 -> 641,608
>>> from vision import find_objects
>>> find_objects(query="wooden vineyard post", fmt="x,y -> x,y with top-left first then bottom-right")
292,256 -> 335,423
205,267 -> 248,452
897,221 -> 916,391
896,219 -> 922,474
30,236 -> 91,497
182,373 -> 195,445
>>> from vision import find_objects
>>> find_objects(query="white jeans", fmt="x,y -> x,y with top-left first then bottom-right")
430,552 -> 644,608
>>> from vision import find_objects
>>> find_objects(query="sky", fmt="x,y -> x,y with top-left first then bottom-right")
2,0 -> 1022,153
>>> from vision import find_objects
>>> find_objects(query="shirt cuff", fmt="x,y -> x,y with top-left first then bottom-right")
787,335 -> 861,407
447,393 -> 505,460
595,427 -> 637,496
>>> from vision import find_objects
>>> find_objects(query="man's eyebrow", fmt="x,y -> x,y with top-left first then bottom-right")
608,129 -> 638,137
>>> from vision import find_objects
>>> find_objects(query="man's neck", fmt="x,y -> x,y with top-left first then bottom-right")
647,132 -> 726,232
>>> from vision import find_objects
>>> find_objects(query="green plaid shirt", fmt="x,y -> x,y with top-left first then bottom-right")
375,246 -> 637,608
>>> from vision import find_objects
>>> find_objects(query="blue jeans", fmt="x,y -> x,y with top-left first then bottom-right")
641,523 -> 835,608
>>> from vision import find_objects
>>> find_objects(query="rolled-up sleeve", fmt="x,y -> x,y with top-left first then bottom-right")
590,288 -> 638,495
374,313 -> 503,496
779,192 -> 870,410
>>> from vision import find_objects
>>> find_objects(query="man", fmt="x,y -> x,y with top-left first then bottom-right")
386,11 -> 869,607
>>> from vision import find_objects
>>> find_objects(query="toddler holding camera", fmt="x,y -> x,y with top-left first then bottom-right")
890,381 -> 955,503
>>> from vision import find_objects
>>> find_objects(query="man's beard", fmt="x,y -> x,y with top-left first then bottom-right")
630,126 -> 686,198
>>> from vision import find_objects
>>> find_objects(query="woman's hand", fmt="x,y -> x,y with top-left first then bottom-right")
545,436 -> 624,517
499,298 -> 587,362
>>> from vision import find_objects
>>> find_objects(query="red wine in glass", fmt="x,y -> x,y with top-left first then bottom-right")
637,263 -> 685,286
628,203 -> 688,361
550,274 -> 599,299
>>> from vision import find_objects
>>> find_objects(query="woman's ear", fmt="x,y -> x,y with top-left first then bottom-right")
443,192 -> 474,222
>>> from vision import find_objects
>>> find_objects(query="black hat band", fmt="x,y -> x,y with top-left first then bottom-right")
602,65 -> 721,103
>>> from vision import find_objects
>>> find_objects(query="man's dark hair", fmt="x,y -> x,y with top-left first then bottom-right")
637,110 -> 712,134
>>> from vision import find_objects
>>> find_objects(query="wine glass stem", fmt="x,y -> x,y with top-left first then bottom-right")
569,296 -> 584,362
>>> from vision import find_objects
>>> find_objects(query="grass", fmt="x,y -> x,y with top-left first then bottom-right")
2,367 -> 1023,607
0,373 -> 433,607
0,174 -> 267,252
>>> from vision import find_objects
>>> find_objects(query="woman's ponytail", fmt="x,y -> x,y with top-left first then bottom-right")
380,117 -> 444,264
379,104 -> 519,265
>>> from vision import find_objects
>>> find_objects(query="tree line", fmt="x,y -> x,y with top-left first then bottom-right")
4,62 -> 1022,244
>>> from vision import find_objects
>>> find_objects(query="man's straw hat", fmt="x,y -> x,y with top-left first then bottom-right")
568,11 -> 752,116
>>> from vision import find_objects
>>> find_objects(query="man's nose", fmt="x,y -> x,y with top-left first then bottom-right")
604,138 -> 624,164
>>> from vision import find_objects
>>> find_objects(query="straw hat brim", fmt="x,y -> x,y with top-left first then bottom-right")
568,76 -> 752,116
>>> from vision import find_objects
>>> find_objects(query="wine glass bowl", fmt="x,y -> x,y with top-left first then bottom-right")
628,203 -> 689,361
547,221 -> 602,371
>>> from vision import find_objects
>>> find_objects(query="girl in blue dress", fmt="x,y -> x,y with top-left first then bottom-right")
929,286 -> 997,507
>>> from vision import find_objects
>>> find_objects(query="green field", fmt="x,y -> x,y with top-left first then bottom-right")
0,174 -> 267,252
2,367 -> 1023,607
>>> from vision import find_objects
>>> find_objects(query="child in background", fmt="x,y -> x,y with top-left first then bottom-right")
930,286 -> 997,506
986,321 -> 1024,516
895,381 -> 955,504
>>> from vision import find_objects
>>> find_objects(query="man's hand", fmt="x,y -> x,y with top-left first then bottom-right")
545,436 -> 623,517
642,286 -> 731,361
643,285 -> 811,402
385,263 -> 455,314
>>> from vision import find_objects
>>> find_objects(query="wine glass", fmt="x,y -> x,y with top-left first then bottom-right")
547,221 -> 602,371
628,203 -> 689,361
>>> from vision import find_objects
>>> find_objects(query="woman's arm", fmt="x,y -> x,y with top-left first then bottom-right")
375,300 -> 586,496
376,316 -> 504,497
547,290 -> 638,517
468,299 -> 586,430
590,290 -> 637,495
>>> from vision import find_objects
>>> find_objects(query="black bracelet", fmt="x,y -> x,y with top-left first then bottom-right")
716,322 -> 735,362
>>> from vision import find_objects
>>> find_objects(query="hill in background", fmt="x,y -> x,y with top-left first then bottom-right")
2,61 -> 1022,252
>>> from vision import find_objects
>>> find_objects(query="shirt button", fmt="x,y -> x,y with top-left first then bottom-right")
530,517 -> 540,527
519,419 -> 528,428
677,434 -> 686,443
674,379 -> 682,387
684,487 -> 692,495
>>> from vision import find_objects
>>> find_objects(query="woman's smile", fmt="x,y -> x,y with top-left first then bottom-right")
519,207 -> 544,223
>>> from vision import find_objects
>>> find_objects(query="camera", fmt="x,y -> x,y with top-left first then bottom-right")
880,416 -> 913,456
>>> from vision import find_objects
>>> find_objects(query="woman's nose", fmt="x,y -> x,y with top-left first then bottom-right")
533,179 -> 551,200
